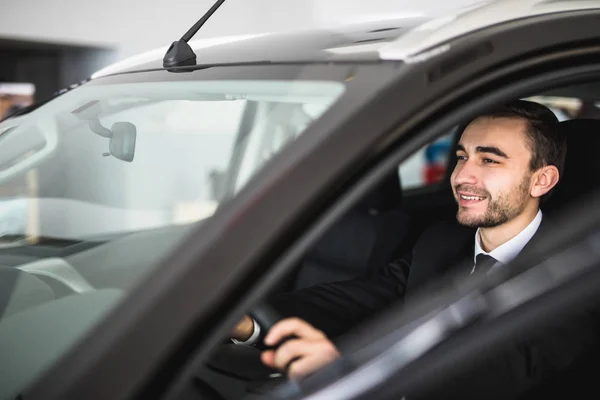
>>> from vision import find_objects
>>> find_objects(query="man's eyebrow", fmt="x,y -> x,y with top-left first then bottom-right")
476,146 -> 509,158
455,144 -> 509,158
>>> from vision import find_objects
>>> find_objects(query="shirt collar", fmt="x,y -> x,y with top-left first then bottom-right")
474,209 -> 543,265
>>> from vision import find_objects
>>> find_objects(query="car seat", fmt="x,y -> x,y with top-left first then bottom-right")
542,118 -> 600,214
292,171 -> 410,290
523,120 -> 600,400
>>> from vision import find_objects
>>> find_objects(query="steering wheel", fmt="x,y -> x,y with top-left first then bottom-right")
202,303 -> 288,395
248,302 -> 284,335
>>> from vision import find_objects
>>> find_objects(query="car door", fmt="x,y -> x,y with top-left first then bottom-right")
272,193 -> 600,400
24,4 -> 600,400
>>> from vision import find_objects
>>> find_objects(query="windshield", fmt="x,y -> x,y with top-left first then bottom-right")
0,65 -> 350,400
0,79 -> 344,243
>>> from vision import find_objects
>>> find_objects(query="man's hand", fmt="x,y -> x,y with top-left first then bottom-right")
230,315 -> 255,341
261,317 -> 340,380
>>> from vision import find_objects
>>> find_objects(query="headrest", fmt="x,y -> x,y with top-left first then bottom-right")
356,170 -> 403,213
304,171 -> 404,272
544,118 -> 600,213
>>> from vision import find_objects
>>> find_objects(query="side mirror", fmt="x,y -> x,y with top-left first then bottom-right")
109,122 -> 136,162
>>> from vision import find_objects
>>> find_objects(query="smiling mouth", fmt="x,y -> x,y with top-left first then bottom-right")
459,194 -> 486,201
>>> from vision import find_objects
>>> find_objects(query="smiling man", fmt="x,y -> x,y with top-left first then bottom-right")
233,100 -> 573,397
452,113 -> 560,257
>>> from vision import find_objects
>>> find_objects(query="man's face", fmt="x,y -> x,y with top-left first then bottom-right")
450,117 -> 536,228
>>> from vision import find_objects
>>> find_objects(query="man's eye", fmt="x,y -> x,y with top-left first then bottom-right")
483,158 -> 499,164
456,155 -> 466,161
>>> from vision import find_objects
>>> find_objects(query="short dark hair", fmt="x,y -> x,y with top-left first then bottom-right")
476,99 -> 567,201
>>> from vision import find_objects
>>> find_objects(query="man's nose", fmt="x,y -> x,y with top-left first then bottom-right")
453,160 -> 478,185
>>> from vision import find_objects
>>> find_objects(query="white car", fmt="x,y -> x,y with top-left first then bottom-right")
1,1 -> 600,400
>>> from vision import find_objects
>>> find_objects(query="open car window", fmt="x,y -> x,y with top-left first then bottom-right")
224,85 -> 600,400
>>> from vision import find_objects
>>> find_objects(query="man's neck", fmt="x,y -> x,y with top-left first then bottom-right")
479,205 -> 540,253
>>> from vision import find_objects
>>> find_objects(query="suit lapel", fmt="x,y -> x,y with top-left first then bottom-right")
448,237 -> 476,278
517,217 -> 550,257
406,221 -> 475,294
408,214 -> 549,298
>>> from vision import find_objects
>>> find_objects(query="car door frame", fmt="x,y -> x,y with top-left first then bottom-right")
26,9 -> 600,400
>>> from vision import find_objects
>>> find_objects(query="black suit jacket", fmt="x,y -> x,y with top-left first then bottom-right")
270,220 -> 476,337
271,218 -> 559,336
270,217 -> 600,398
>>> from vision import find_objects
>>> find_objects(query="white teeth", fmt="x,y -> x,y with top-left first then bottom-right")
461,195 -> 484,201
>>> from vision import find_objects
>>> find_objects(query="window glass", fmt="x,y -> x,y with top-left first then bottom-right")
526,95 -> 581,120
399,131 -> 455,190
0,80 -> 345,241
0,76 -> 347,400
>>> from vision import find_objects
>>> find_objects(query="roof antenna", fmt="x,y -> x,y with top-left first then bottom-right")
163,0 -> 226,68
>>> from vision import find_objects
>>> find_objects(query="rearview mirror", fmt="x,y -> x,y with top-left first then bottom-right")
109,122 -> 136,162
73,101 -> 137,163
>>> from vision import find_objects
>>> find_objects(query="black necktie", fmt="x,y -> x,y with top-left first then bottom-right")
472,254 -> 497,276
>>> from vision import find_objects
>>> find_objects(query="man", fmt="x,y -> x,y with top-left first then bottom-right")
231,100 -> 571,391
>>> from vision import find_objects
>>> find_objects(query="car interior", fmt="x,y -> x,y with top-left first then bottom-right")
291,90 -> 600,293
271,102 -> 600,298
1,79 -> 600,400
196,88 -> 600,399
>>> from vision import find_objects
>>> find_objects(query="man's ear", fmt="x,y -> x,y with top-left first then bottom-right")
531,165 -> 560,199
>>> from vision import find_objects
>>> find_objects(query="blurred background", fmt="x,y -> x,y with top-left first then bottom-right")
0,0 -> 488,118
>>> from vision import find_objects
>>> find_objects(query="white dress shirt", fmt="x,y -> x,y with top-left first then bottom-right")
472,209 -> 543,273
231,319 -> 261,346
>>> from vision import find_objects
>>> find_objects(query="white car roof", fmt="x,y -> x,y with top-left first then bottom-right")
91,0 -> 600,78
380,0 -> 600,60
